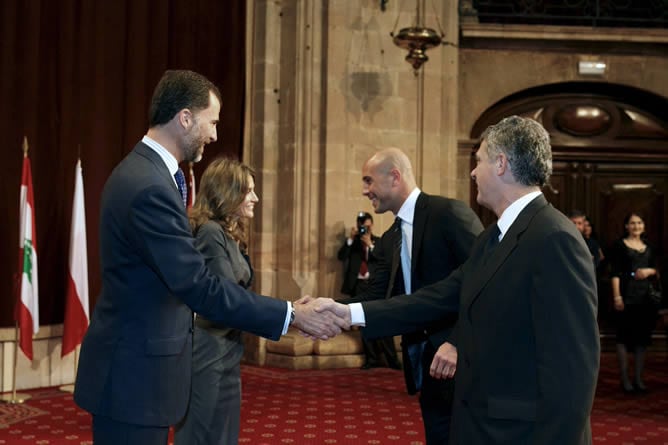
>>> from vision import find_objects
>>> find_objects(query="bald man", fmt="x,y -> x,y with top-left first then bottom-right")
344,148 -> 483,444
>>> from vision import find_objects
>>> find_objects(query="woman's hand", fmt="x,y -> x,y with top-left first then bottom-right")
633,268 -> 655,280
614,296 -> 624,311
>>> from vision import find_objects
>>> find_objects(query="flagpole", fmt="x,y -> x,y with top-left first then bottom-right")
1,138 -> 33,404
58,346 -> 78,393
0,322 -> 31,403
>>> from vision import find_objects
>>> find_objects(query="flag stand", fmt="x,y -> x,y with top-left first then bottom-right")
58,347 -> 79,394
0,323 -> 32,404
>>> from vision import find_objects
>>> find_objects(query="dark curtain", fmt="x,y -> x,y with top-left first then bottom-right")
0,0 -> 246,327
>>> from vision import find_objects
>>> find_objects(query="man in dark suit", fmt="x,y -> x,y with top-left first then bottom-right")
338,211 -> 400,370
73,70 -> 345,445
325,116 -> 600,444
344,148 -> 483,444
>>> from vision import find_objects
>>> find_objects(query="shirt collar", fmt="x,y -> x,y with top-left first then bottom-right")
496,190 -> 542,239
396,187 -> 421,225
142,135 -> 179,176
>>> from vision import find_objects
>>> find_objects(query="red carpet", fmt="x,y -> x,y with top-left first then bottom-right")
0,352 -> 666,444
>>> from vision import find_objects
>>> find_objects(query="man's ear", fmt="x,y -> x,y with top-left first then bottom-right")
177,109 -> 193,130
389,167 -> 401,186
496,152 -> 508,175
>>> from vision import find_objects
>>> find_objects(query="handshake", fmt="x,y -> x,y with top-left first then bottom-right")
290,296 -> 352,340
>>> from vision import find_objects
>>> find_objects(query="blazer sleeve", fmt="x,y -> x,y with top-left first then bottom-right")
337,238 -> 353,261
428,199 -> 483,346
361,266 -> 464,339
530,230 -> 599,444
128,183 -> 286,340
195,223 -> 239,283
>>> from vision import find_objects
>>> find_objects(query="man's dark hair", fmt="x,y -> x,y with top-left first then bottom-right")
356,211 -> 373,226
148,70 -> 222,127
568,209 -> 586,219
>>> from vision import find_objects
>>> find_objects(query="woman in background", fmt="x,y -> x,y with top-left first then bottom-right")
175,158 -> 259,445
609,212 -> 659,393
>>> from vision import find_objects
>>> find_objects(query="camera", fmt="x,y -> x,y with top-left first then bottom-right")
358,226 -> 368,236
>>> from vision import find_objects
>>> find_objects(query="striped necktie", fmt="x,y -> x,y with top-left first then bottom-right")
174,168 -> 187,207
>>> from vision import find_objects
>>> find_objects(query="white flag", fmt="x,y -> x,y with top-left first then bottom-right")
62,159 -> 89,357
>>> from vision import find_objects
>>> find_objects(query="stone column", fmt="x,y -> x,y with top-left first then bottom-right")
245,0 -> 326,364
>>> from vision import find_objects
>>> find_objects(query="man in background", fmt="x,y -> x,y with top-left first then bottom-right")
570,209 -> 602,267
344,147 -> 483,444
74,70 -> 345,445
338,211 -> 400,370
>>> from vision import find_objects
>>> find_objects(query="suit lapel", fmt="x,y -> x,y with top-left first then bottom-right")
135,142 -> 181,197
410,193 -> 429,282
386,220 -> 402,299
466,195 -> 549,308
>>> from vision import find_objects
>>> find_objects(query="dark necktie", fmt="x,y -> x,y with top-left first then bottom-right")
489,224 -> 501,249
174,168 -> 187,207
393,217 -> 402,255
483,224 -> 501,264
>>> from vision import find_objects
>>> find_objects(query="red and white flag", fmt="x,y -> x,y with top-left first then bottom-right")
187,162 -> 196,208
16,151 -> 39,360
62,159 -> 89,357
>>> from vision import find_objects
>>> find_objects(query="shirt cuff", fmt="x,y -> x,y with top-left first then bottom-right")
282,302 -> 293,335
347,238 -> 353,246
349,303 -> 366,326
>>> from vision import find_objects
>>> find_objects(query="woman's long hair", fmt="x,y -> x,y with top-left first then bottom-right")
189,158 -> 255,252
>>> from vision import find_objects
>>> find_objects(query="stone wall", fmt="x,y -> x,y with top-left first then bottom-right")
242,2 -> 668,366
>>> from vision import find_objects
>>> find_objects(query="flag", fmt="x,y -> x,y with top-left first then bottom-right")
187,162 -> 196,208
16,151 -> 39,360
62,159 -> 89,357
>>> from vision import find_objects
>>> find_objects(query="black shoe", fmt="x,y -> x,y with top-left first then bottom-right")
621,381 -> 635,394
634,381 -> 648,393
388,361 -> 402,370
360,362 -> 378,370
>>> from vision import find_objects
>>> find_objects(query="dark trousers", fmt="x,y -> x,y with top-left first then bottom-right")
362,335 -> 400,367
92,415 -> 169,445
174,327 -> 243,445
418,342 -> 454,445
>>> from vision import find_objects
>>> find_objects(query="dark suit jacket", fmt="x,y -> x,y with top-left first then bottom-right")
337,234 -> 380,295
348,192 -> 483,392
362,195 -> 600,445
74,142 -> 287,427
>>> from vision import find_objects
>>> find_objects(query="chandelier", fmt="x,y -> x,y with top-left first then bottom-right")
389,0 -> 445,72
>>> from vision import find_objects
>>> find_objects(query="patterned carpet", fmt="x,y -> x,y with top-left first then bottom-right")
0,351 -> 666,444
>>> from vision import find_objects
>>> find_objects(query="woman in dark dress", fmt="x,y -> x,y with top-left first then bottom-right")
610,212 -> 659,393
175,158 -> 259,445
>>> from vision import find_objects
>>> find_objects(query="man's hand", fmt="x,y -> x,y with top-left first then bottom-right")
430,342 -> 457,379
314,298 -> 352,328
292,297 -> 350,340
360,232 -> 373,248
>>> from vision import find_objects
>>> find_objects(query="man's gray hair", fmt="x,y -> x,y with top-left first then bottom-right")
481,115 -> 552,187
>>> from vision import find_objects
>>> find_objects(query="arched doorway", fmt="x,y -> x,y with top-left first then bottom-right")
469,82 -> 668,337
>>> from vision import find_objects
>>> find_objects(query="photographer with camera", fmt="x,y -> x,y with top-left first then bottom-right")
338,212 -> 401,370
